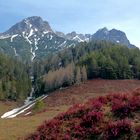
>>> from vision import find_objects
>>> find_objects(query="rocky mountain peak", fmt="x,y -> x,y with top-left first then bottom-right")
3,16 -> 53,36
98,27 -> 109,33
92,27 -> 134,48
66,31 -> 91,42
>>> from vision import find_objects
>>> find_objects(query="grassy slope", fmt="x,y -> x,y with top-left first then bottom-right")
0,79 -> 140,140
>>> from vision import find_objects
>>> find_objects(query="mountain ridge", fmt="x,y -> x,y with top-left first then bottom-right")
0,16 -> 136,62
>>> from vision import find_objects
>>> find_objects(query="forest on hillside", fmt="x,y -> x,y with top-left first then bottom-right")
0,53 -> 31,101
1,41 -> 140,100
33,41 -> 140,96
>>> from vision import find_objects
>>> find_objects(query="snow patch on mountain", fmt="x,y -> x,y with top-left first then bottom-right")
67,43 -> 75,48
43,31 -> 50,34
24,19 -> 32,28
11,34 -> 18,42
45,45 -> 48,49
31,47 -> 35,61
73,35 -> 84,42
0,35 -> 11,39
10,46 -> 18,56
25,36 -> 32,44
13,48 -> 18,56
50,35 -> 53,40
28,29 -> 34,38
35,28 -> 38,32
58,41 -> 66,48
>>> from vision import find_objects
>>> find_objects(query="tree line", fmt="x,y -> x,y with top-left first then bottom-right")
78,45 -> 140,79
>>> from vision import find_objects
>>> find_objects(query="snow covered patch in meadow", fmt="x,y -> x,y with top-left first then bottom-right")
25,112 -> 32,116
1,95 -> 48,119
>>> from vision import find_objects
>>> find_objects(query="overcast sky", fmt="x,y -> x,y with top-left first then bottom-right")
0,0 -> 140,47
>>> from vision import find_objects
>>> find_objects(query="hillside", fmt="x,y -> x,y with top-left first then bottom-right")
25,86 -> 140,140
0,80 -> 140,140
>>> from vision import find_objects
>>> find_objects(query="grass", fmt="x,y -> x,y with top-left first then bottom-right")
0,79 -> 140,140
0,106 -> 69,140
0,101 -> 18,116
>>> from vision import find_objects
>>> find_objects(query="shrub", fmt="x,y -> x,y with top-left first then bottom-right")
33,100 -> 45,112
129,96 -> 140,112
80,111 -> 103,128
104,119 -> 132,140
25,92 -> 139,140
111,99 -> 132,119
87,99 -> 103,111
135,126 -> 140,138
61,104 -> 91,120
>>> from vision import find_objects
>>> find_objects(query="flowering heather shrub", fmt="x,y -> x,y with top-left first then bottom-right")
25,92 -> 140,140
111,100 -> 132,119
65,111 -> 103,139
60,105 -> 91,120
80,111 -> 103,128
97,96 -> 108,104
132,88 -> 140,96
111,93 -> 140,119
106,93 -> 129,103
26,119 -> 62,140
70,123 -> 102,139
70,125 -> 87,139
86,99 -> 103,111
135,126 -> 140,138
129,96 -> 140,112
91,101 -> 103,111
104,119 -> 132,140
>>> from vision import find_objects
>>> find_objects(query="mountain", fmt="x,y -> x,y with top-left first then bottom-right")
66,31 -> 91,42
0,16 -> 76,62
3,16 -> 53,35
0,17 -> 136,63
91,27 -> 135,48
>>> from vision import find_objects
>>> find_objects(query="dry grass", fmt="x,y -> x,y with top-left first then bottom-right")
44,79 -> 140,107
0,101 -> 18,116
0,79 -> 140,140
0,106 -> 69,140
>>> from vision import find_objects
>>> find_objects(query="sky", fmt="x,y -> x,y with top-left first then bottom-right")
0,0 -> 140,47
